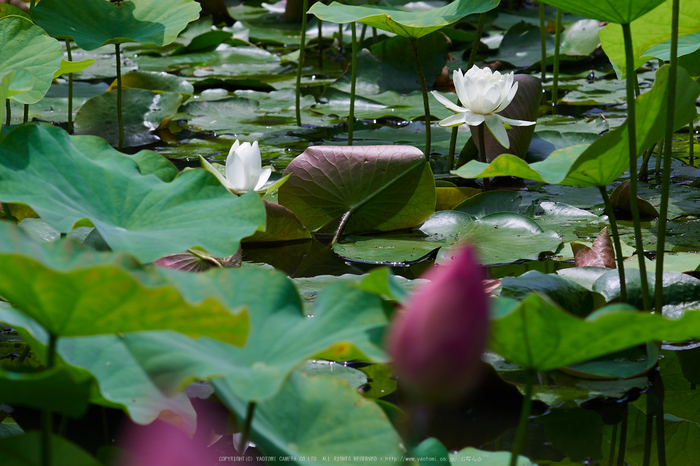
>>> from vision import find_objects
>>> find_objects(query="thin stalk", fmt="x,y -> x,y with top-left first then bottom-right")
654,0 -> 680,312
317,19 -> 323,69
4,100 -> 9,126
237,402 -> 256,454
639,141 -> 657,181
372,27 -> 377,44
332,210 -> 352,245
338,24 -> 343,54
656,399 -> 666,466
23,105 -> 29,123
409,36 -> 430,159
42,334 -> 58,466
448,13 -> 485,170
510,369 -> 534,466
617,404 -> 628,466
599,187 -> 627,304
539,2 -> 547,83
689,120 -> 695,165
622,22 -> 650,310
643,393 -> 653,466
115,44 -> 124,151
348,23 -> 358,145
477,123 -> 492,191
360,23 -> 367,44
608,423 -> 618,466
65,40 -> 74,134
654,139 -> 664,185
295,0 -> 309,127
551,9 -> 562,107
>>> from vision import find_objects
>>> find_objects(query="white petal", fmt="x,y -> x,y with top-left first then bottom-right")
227,140 -> 241,158
254,167 -> 273,191
481,84 -> 503,114
484,114 -> 510,149
498,115 -> 537,127
453,70 -> 469,106
495,81 -> 518,113
226,153 -> 253,192
199,155 -> 233,190
438,112 -> 468,127
432,91 -> 465,113
463,112 -> 485,126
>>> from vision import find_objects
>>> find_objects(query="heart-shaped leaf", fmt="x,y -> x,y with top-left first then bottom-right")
540,0 -> 666,23
0,124 -> 266,263
308,0 -> 499,38
0,16 -> 63,105
74,88 -> 183,148
32,0 -> 201,50
467,74 -> 541,161
454,66 -> 700,187
609,180 -> 660,219
213,371 -> 404,462
278,145 -> 436,235
572,227 -> 616,268
0,222 -> 249,343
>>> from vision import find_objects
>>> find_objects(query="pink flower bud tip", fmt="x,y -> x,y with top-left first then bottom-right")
386,245 -> 490,404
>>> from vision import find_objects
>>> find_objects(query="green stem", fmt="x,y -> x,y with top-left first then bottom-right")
552,9 -> 562,107
30,0 -> 36,12
372,26 -> 377,44
317,19 -> 323,69
409,36 -> 430,159
599,187 -> 627,302
622,22 -> 650,310
42,334 -> 58,466
360,23 -> 367,44
448,13 -> 485,170
643,393 -> 653,466
115,44 -> 124,151
348,23 -> 358,145
654,0 -> 679,312
539,2 -> 547,83
477,123 -> 491,191
338,23 -> 343,55
295,0 -> 309,127
608,423 -> 618,466
332,210 -> 352,245
23,104 -> 28,123
510,369 -> 534,466
237,402 -> 256,454
656,398 -> 666,466
617,404 -> 628,466
65,40 -> 74,134
689,119 -> 695,166
4,100 -> 9,126
654,139 -> 663,185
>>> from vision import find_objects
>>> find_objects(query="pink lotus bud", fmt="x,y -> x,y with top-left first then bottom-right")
386,245 -> 490,404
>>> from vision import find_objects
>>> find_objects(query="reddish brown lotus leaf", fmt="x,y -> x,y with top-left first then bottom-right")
609,180 -> 659,219
154,247 -> 242,272
572,227 -> 616,268
243,200 -> 312,243
469,74 -> 542,161
278,145 -> 436,235
483,278 -> 501,297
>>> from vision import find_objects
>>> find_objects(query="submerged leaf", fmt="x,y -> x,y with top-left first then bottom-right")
609,180 -> 660,219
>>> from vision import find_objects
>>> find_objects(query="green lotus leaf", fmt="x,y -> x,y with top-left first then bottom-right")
0,3 -> 31,20
0,124 -> 266,263
52,58 -> 95,79
0,16 -> 63,105
490,293 -> 700,372
0,222 -> 249,343
31,0 -> 201,50
106,70 -> 194,101
113,267 -> 390,402
540,0 -> 666,24
278,145 -> 436,234
0,306 -> 197,430
0,432 -> 101,466
599,0 -> 700,78
213,371 -> 404,463
454,66 -> 700,187
74,88 -> 183,147
308,0 -> 499,38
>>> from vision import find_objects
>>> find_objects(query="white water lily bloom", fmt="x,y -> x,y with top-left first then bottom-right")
225,140 -> 272,193
431,66 -> 536,149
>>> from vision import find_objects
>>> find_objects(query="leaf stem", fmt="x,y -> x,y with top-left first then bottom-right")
237,402 -> 256,454
65,40 -> 74,134
348,22 -> 358,145
332,210 -> 352,245
317,19 -> 323,69
295,0 -> 309,127
551,9 -> 561,107
42,334 -> 58,466
409,36 -> 430,159
654,0 -> 679,312
510,369 -> 534,466
477,123 -> 491,191
656,397 -> 666,466
622,22 -> 650,310
4,100 -> 9,126
617,404 -> 628,466
608,423 -> 618,466
643,394 -> 653,466
689,119 -> 695,166
115,43 -> 124,151
23,104 -> 29,123
598,187 -> 627,302
539,2 -> 547,83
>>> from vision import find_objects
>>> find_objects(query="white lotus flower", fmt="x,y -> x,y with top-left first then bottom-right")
199,140 -> 272,194
431,66 -> 536,149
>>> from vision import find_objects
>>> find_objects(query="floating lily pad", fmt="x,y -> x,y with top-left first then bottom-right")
214,371 -> 404,463
279,145 -> 436,235
0,16 -> 63,105
74,88 -> 183,147
32,0 -> 201,50
0,124 -> 266,263
308,0 -> 499,38
107,70 -> 194,101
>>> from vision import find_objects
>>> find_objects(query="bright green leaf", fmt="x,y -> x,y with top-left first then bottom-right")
539,0 -> 665,23
52,58 -> 95,79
